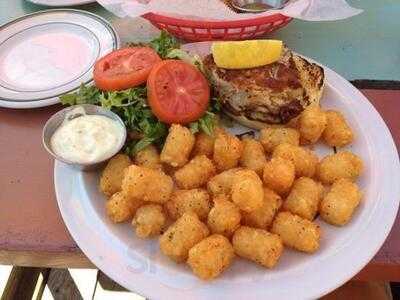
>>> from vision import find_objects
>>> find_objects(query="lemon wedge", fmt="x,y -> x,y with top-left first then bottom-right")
211,40 -> 283,69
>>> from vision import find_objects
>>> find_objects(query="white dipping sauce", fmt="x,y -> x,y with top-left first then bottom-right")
50,108 -> 125,164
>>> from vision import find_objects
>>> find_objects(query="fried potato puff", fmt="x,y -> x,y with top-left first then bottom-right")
272,211 -> 321,253
259,127 -> 300,153
161,124 -> 195,167
232,226 -> 283,268
187,234 -> 234,280
283,177 -> 324,221
174,155 -> 216,189
192,132 -> 215,158
132,204 -> 166,238
239,138 -> 267,176
207,195 -> 241,237
298,105 -> 327,145
323,110 -> 354,147
159,212 -> 209,263
106,191 -> 143,223
317,151 -> 363,184
272,143 -> 318,178
241,188 -> 282,229
100,154 -> 131,197
213,129 -> 243,171
320,178 -> 362,226
134,145 -> 163,170
122,165 -> 173,203
231,169 -> 264,212
263,157 -> 295,195
165,189 -> 211,221
207,168 -> 242,196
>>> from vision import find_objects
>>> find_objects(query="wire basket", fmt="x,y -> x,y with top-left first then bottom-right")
143,13 -> 292,41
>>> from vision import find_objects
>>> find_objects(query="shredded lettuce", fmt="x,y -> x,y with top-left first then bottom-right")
166,49 -> 205,73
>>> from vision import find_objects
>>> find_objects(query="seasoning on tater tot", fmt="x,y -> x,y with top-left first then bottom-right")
239,138 -> 267,176
192,132 -> 215,158
134,145 -> 162,170
106,191 -> 143,223
122,165 -> 173,203
161,124 -> 195,167
100,154 -> 131,197
263,157 -> 295,195
317,151 -> 363,184
165,189 -> 211,221
298,105 -> 327,145
259,127 -> 300,153
159,212 -> 209,262
207,195 -> 241,237
320,178 -> 362,226
213,129 -> 243,171
132,204 -> 166,238
272,143 -> 318,178
232,226 -> 283,268
187,234 -> 234,280
322,110 -> 354,147
271,212 -> 321,253
242,188 -> 282,229
207,168 -> 242,196
231,169 -> 264,212
283,177 -> 323,221
174,155 -> 216,189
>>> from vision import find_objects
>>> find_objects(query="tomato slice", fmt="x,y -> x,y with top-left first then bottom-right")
147,60 -> 210,124
94,47 -> 161,91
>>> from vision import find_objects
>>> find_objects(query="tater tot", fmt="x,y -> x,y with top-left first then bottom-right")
242,188 -> 282,229
100,154 -> 131,197
231,169 -> 264,212
207,195 -> 241,237
132,204 -> 166,238
259,127 -> 300,153
322,110 -> 354,147
134,145 -> 162,170
174,155 -> 216,189
213,129 -> 243,171
161,124 -> 195,167
272,143 -> 318,178
232,226 -> 283,268
106,191 -> 143,223
271,212 -> 321,253
187,234 -> 234,280
122,165 -> 173,203
283,177 -> 323,221
159,212 -> 209,262
320,178 -> 362,226
298,105 -> 327,145
165,189 -> 211,221
192,132 -> 215,158
239,138 -> 267,176
207,168 -> 242,196
263,157 -> 295,195
317,151 -> 363,184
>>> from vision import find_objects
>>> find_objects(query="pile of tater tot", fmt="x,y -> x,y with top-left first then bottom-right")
99,105 -> 363,280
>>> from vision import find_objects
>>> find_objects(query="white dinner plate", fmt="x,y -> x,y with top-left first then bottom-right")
0,9 -> 119,109
54,44 -> 400,300
27,0 -> 96,7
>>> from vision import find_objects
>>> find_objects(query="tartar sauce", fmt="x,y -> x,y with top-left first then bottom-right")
50,107 -> 125,164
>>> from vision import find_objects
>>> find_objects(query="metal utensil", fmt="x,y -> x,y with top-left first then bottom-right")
42,104 -> 127,172
231,0 -> 288,13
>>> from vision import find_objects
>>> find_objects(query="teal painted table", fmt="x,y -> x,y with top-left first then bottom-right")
1,0 -> 399,82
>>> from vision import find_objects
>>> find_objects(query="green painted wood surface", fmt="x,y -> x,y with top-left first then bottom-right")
0,0 -> 399,81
